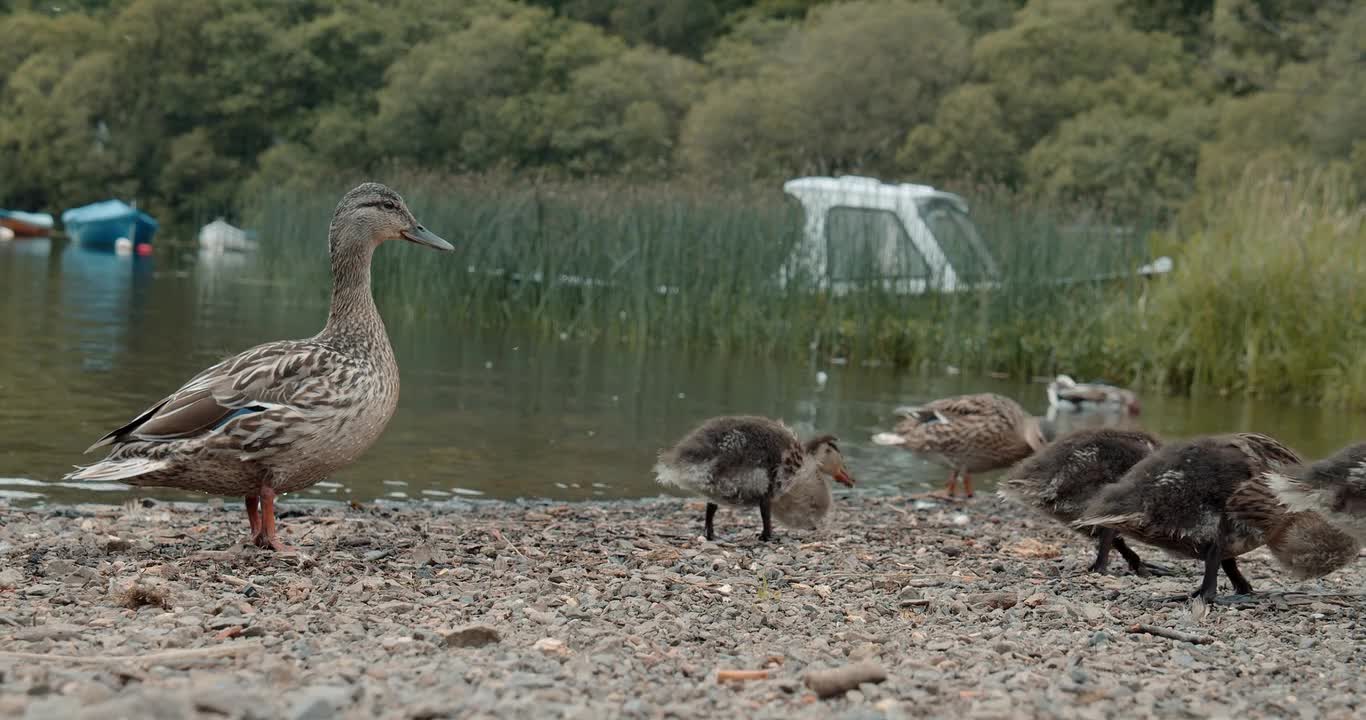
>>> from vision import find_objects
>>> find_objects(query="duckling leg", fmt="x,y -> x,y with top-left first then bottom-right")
1087,528 -> 1119,574
962,472 -> 975,498
244,495 -> 262,538
705,502 -> 718,541
944,470 -> 959,497
757,497 -> 775,542
252,486 -> 297,553
1220,559 -> 1254,595
1190,541 -> 1222,602
1114,537 -> 1174,577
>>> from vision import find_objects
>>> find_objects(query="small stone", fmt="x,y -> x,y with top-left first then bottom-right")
534,637 -> 571,657
287,686 -> 355,720
444,625 -> 500,648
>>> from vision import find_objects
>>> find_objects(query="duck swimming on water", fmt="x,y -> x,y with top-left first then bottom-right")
654,416 -> 854,542
65,183 -> 454,552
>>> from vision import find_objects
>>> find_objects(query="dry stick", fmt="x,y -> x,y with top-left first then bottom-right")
1127,624 -> 1213,645
0,642 -> 262,665
716,669 -> 770,683
489,528 -> 527,559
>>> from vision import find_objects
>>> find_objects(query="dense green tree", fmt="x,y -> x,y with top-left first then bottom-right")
683,0 -> 969,176
0,0 -> 1360,220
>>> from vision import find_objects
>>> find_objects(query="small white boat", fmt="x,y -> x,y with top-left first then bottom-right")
198,218 -> 256,253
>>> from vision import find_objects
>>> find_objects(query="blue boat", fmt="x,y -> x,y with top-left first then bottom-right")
61,199 -> 159,252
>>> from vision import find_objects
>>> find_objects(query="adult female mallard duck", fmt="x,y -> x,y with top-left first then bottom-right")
1267,441 -> 1366,541
65,183 -> 453,552
654,416 -> 854,542
1074,433 -> 1360,602
999,428 -> 1170,576
871,393 -> 1047,498
1046,375 -> 1141,416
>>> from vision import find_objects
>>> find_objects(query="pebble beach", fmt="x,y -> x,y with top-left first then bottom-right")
2,494 -> 1364,719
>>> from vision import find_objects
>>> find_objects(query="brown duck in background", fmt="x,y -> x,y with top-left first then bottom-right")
1268,441 -> 1366,542
1074,433 -> 1361,602
654,416 -> 854,541
999,428 -> 1171,576
872,392 -> 1048,498
65,183 -> 454,552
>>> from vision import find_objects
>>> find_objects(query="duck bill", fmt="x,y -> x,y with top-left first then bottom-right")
834,469 -> 855,487
401,225 -> 453,251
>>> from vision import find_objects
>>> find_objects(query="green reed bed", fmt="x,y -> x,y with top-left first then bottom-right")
242,177 -> 1158,383
1111,168 -> 1366,407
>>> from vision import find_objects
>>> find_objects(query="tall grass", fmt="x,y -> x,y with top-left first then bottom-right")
1110,167 -> 1366,407
241,174 -> 1161,381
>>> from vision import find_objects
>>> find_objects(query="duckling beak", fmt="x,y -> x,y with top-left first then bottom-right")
834,468 -> 855,487
401,224 -> 453,251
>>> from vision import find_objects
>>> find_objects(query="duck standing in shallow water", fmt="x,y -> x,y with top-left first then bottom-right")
1000,428 -> 1170,576
65,183 -> 454,552
1268,441 -> 1366,542
1074,433 -> 1360,602
654,416 -> 854,542
872,393 -> 1047,498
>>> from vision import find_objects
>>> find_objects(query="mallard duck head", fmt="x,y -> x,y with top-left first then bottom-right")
331,182 -> 453,253
805,435 -> 855,487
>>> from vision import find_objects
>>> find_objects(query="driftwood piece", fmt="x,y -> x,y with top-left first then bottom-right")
1127,624 -> 1213,644
804,661 -> 887,698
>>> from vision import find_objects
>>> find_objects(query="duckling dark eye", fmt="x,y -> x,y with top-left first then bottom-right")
382,200 -> 398,211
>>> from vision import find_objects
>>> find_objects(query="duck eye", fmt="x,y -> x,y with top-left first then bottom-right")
382,200 -> 398,211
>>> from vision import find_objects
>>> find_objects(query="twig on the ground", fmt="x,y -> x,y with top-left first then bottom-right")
489,528 -> 527,559
0,642 -> 262,665
716,669 -> 769,683
1127,624 -> 1213,644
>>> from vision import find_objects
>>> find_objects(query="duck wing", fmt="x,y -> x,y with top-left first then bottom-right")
84,340 -> 343,454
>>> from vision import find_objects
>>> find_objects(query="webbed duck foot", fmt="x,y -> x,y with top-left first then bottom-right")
1138,563 -> 1175,577
252,531 -> 298,554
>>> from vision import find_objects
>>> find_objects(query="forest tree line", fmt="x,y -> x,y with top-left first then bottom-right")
1,0 -> 1363,224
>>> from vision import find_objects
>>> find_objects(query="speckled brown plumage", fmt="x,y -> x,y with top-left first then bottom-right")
65,183 -> 453,551
1075,433 -> 1360,601
1268,442 -> 1366,542
874,392 -> 1046,497
999,428 -> 1166,576
654,417 -> 853,542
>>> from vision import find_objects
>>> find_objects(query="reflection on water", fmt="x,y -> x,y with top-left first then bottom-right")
2,236 -> 1365,506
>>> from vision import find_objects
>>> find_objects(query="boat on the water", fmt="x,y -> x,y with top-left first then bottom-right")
198,218 -> 256,253
61,200 -> 158,253
0,209 -> 55,237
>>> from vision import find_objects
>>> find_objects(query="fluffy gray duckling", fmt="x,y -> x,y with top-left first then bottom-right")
1267,441 -> 1366,542
999,428 -> 1170,576
654,416 -> 854,541
1074,433 -> 1360,602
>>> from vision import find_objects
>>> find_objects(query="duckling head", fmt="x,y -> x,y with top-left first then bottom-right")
331,182 -> 453,254
1267,512 -> 1361,579
805,435 -> 855,487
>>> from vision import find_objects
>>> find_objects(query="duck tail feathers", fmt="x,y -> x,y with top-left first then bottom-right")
64,457 -> 171,483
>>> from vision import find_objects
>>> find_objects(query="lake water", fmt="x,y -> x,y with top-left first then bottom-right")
3,236 -> 1364,506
